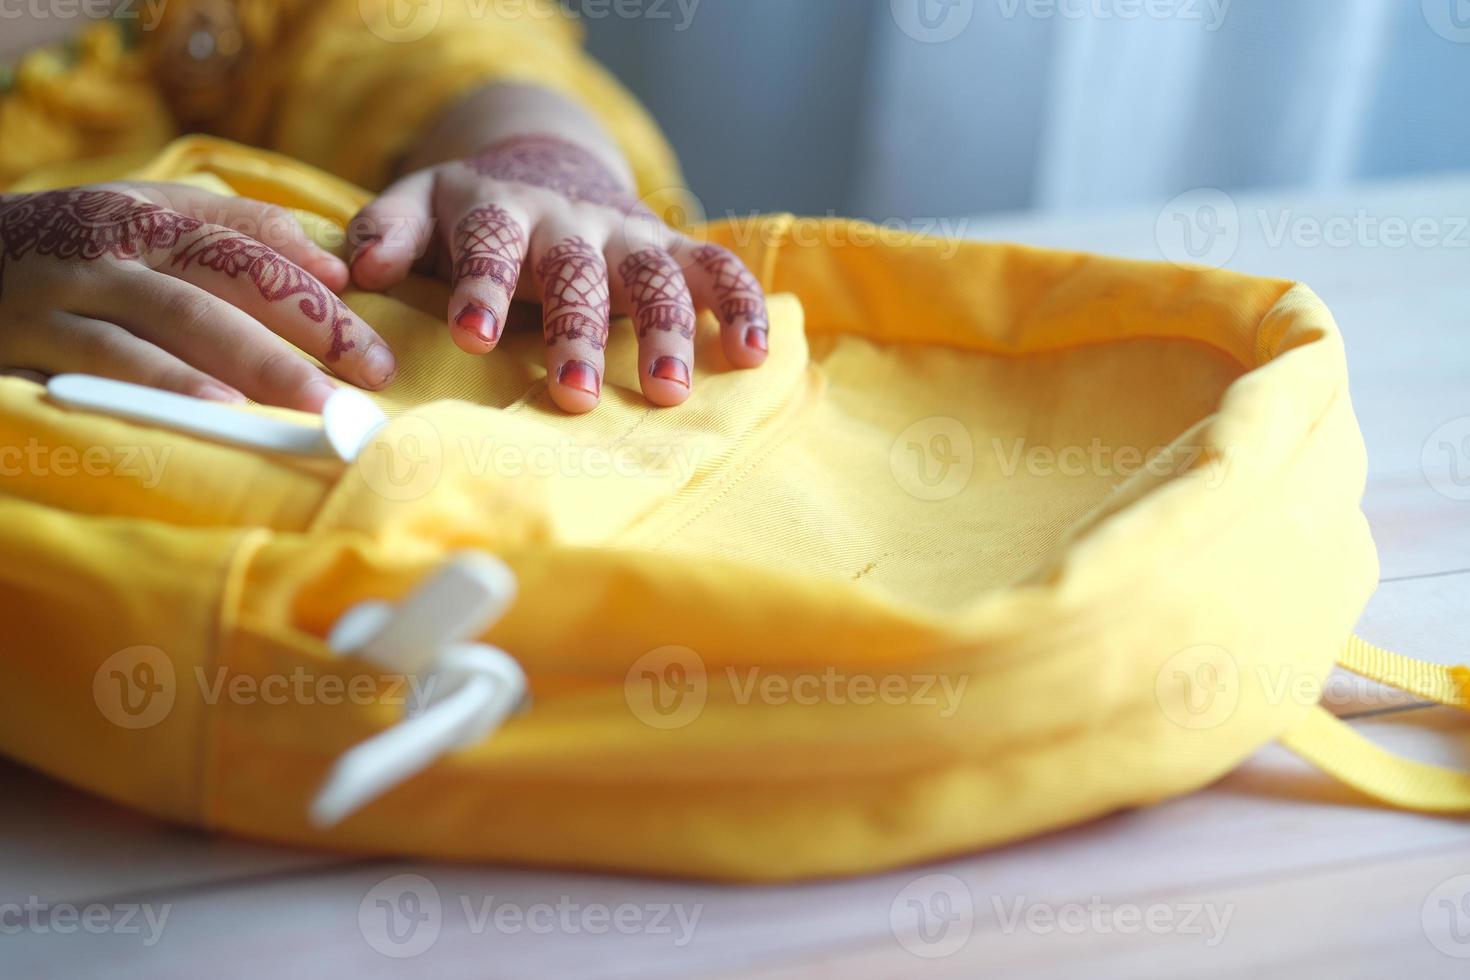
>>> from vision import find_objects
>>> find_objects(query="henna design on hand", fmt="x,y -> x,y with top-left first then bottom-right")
536,237 -> 610,349
693,245 -> 769,331
452,205 -> 527,293
0,189 -> 201,298
619,249 -> 696,340
172,229 -> 358,362
0,188 -> 359,363
465,135 -> 641,214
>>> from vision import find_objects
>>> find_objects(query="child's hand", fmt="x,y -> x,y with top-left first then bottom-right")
0,183 -> 395,410
348,87 -> 770,415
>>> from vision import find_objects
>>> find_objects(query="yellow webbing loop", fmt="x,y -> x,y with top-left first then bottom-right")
1338,634 -> 1470,709
1279,636 -> 1470,814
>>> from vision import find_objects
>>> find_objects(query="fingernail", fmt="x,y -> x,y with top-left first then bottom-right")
362,343 -> 397,387
456,304 -> 500,345
650,356 -> 690,388
744,327 -> 768,353
305,378 -> 339,410
350,235 -> 382,266
322,254 -> 350,279
197,384 -> 244,404
557,360 -> 601,398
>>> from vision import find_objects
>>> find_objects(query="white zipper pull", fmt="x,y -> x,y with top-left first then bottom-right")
46,374 -> 388,462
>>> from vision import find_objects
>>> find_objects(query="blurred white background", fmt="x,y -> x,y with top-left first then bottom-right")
584,0 -> 1470,220
5,0 -> 1468,223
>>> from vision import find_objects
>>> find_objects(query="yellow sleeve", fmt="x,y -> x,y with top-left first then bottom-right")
0,26 -> 175,190
0,1 -> 687,215
147,0 -> 689,214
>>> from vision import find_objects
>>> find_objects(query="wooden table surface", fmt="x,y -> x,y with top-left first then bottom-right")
3,176 -> 1468,979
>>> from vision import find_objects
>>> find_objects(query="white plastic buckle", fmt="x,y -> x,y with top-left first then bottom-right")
43,377 -> 526,824
46,374 -> 389,462
309,552 -> 528,827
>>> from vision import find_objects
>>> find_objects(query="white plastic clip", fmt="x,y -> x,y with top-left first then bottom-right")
309,552 -> 527,827
46,374 -> 388,462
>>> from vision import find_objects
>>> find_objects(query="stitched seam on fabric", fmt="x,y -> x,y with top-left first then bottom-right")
491,354 -> 673,476
796,326 -> 1258,372
221,683 -> 1199,792
614,365 -> 827,549
610,217 -> 805,546
1253,280 -> 1311,366
303,460 -> 362,534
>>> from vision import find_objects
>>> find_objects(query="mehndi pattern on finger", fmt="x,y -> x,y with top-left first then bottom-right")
692,244 -> 769,331
452,205 -> 527,293
173,229 -> 358,362
619,249 -> 696,340
536,237 -> 611,350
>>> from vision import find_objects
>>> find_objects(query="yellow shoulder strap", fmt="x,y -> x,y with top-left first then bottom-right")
1279,636 -> 1470,813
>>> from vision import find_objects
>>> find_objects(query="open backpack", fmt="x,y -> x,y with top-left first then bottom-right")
1,138 -> 1465,881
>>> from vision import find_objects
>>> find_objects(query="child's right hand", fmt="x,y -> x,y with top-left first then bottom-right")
0,183 -> 396,411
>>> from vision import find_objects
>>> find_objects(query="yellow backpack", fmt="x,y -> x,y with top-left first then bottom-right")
1,138 -> 1465,881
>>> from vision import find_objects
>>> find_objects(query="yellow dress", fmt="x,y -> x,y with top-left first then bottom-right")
0,0 -> 687,211
0,1 -> 1464,882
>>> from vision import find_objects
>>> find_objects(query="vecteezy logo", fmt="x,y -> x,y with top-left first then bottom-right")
359,874 -> 442,958
890,874 -> 974,958
890,417 -> 974,501
357,415 -> 444,502
1424,0 -> 1470,42
361,0 -> 443,43
1155,644 -> 1241,730
624,646 -> 708,730
93,646 -> 176,730
1424,874 -> 1470,958
1422,417 -> 1470,501
891,0 -> 976,43
1156,188 -> 1241,269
